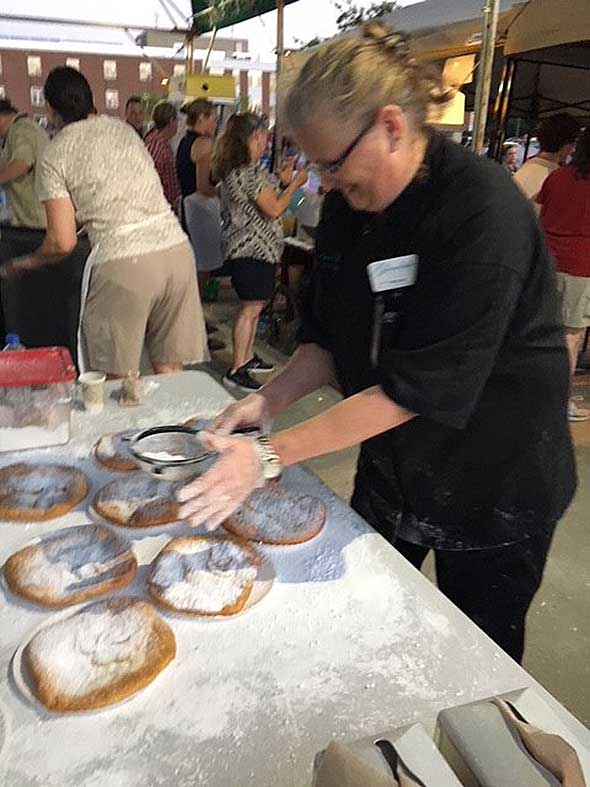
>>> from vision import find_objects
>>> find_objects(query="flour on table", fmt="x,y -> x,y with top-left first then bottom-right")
0,378 -> 499,786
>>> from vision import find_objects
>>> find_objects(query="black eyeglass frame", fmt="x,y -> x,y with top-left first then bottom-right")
311,115 -> 376,177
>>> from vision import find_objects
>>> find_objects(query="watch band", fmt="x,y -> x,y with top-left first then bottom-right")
254,435 -> 282,480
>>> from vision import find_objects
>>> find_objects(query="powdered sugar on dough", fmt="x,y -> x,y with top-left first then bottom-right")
95,431 -> 137,469
150,539 -> 259,613
141,451 -> 189,462
0,464 -> 86,512
227,485 -> 326,544
26,601 -> 152,698
9,525 -> 133,599
94,475 -> 179,524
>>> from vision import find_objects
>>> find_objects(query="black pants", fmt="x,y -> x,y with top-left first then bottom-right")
0,226 -> 89,366
351,485 -> 555,664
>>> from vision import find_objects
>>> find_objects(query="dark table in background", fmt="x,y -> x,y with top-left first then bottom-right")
0,226 -> 89,367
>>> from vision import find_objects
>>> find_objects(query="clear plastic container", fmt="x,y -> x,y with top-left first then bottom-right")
0,347 -> 76,453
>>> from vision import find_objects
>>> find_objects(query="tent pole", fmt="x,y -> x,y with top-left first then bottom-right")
203,26 -> 218,72
471,0 -> 501,154
493,58 -> 516,160
273,0 -> 285,173
185,33 -> 195,75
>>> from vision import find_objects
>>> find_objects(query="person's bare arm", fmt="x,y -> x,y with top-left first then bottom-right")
263,343 -> 337,415
213,343 -> 337,435
270,385 -> 415,466
0,159 -> 30,185
178,385 -> 415,528
256,169 -> 307,220
0,198 -> 77,277
191,138 -> 216,198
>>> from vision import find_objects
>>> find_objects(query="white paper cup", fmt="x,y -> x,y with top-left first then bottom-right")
78,371 -> 106,413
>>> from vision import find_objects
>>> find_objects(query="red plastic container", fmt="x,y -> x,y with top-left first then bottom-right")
0,347 -> 76,453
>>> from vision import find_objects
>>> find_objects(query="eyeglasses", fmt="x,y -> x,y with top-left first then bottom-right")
310,117 -> 376,177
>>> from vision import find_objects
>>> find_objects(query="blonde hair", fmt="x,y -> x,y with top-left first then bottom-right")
286,22 -> 451,135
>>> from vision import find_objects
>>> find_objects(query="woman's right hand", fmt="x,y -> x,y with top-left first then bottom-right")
212,393 -> 272,435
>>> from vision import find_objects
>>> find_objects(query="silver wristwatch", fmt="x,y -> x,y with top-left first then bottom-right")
253,435 -> 282,480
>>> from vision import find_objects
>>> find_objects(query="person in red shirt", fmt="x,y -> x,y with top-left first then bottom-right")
145,102 -> 181,211
537,128 -> 590,421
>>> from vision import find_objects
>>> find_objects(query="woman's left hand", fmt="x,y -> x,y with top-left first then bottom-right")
177,432 -> 264,530
279,157 -> 296,186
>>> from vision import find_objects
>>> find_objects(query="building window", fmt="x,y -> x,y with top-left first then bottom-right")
66,57 -> 80,70
105,89 -> 119,110
30,86 -> 45,107
33,113 -> 47,129
27,56 -> 42,77
103,60 -> 117,80
173,64 -> 185,77
0,85 -> 5,100
139,62 -> 152,82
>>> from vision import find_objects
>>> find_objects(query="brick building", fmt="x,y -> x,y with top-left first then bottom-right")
0,35 -> 274,126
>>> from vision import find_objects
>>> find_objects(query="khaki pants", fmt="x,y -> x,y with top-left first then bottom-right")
83,240 -> 206,375
556,272 -> 590,329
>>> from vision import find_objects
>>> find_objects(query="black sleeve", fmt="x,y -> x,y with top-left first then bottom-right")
378,203 -> 531,429
296,263 -> 334,351
296,192 -> 344,353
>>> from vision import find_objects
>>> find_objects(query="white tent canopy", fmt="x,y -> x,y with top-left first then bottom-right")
0,1 -> 194,30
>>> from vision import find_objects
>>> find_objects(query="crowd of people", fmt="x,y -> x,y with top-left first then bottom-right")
0,69 -> 305,385
0,28 -> 589,682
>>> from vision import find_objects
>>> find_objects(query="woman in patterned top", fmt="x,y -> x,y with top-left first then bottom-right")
212,113 -> 307,391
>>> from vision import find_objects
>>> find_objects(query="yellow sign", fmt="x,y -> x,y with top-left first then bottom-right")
430,91 -> 466,129
443,55 -> 475,88
185,73 -> 236,100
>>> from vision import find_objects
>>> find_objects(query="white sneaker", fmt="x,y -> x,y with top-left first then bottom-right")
568,399 -> 590,422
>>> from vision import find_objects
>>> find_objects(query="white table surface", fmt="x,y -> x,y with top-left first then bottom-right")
0,371 -> 588,787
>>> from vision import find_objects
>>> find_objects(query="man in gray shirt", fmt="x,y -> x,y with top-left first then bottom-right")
0,98 -> 88,359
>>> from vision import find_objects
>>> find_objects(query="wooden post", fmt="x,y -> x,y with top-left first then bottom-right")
185,33 -> 195,76
203,26 -> 218,73
471,0 -> 500,154
273,0 -> 285,172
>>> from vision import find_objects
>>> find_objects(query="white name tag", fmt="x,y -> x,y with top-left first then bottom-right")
367,254 -> 419,293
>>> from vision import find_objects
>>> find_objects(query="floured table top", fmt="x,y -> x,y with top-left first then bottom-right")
0,372 -> 588,787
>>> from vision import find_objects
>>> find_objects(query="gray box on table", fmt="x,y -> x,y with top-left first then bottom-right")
313,722 -> 463,786
436,688 -> 590,786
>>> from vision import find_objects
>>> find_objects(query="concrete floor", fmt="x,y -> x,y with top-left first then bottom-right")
203,281 -> 590,728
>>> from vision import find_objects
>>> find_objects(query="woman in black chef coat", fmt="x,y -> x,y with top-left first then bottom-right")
178,23 -> 576,663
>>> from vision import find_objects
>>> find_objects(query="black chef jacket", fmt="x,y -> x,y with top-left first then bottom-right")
299,131 -> 577,550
